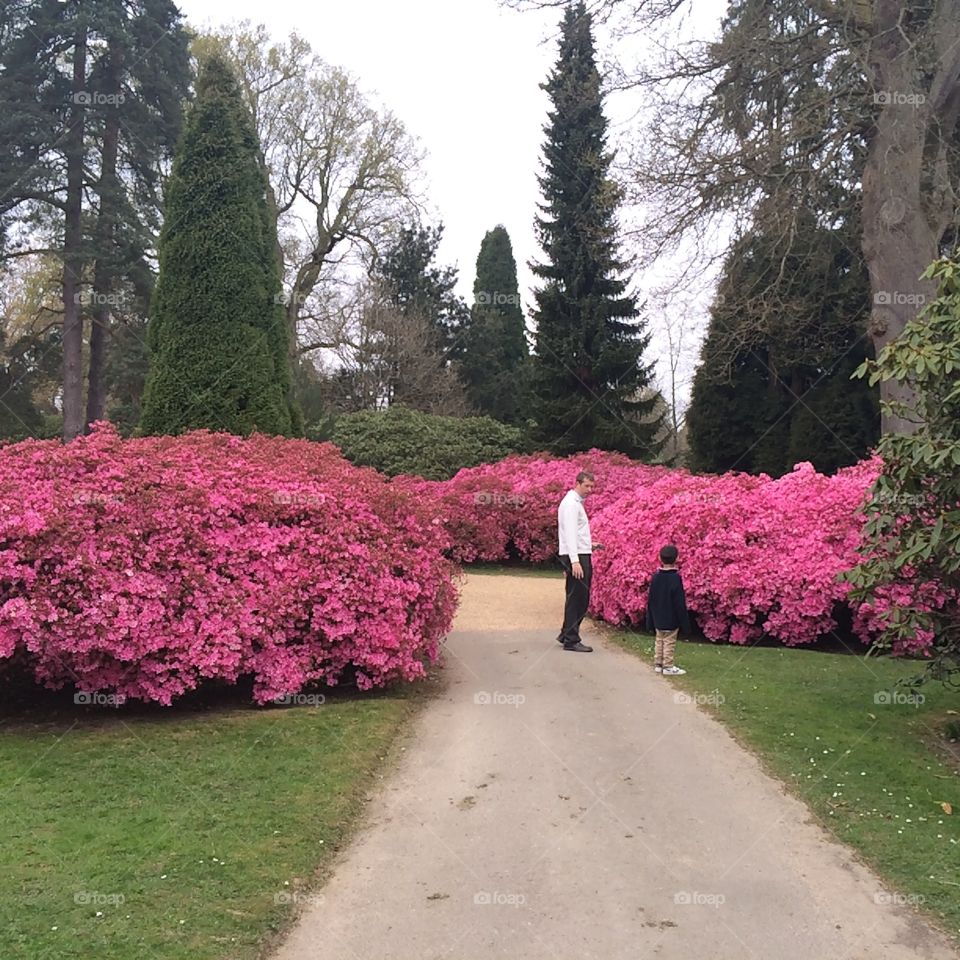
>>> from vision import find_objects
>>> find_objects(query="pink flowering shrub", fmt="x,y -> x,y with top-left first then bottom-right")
0,423 -> 457,705
395,449 -> 661,563
590,459 -> 886,647
408,450 -> 941,653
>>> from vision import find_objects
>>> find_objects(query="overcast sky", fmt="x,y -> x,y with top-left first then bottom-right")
176,0 -> 729,410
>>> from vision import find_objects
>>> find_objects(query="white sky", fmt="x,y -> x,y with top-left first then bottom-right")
176,0 -> 729,411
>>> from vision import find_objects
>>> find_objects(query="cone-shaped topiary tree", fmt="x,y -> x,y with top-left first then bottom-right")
140,55 -> 300,437
461,225 -> 530,424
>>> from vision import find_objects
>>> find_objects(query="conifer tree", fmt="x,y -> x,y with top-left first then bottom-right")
140,56 -> 299,437
462,225 -> 530,423
687,216 -> 878,476
530,1 -> 662,457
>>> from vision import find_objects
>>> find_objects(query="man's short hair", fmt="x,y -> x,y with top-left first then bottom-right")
576,470 -> 595,484
659,544 -> 679,564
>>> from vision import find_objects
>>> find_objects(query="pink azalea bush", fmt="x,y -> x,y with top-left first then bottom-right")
406,450 -> 942,653
395,449 -> 661,563
0,423 -> 457,705
590,459 -> 885,646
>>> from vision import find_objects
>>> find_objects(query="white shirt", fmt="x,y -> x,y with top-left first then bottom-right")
558,489 -> 592,563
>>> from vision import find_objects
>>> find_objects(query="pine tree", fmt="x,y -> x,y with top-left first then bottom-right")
461,225 -> 530,423
140,56 -> 299,437
0,0 -> 191,439
530,1 -> 662,458
373,222 -> 469,362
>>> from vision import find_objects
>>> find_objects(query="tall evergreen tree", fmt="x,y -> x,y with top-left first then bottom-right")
372,222 -> 469,361
461,225 -> 530,423
140,56 -> 299,437
530,2 -> 662,457
0,0 -> 191,439
687,214 -> 879,476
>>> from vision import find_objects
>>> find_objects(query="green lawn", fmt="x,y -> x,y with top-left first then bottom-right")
467,563 -> 562,578
612,626 -> 960,940
1,682 -> 433,960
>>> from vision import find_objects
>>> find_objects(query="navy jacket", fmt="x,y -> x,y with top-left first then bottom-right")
645,568 -> 691,633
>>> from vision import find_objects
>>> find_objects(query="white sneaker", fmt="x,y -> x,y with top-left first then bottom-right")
654,665 -> 663,674
662,666 -> 686,676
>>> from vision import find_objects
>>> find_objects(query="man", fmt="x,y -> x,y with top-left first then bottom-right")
556,470 -> 602,652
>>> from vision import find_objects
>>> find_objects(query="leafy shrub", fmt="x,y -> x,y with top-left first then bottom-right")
846,256 -> 960,678
413,450 -> 945,652
0,423 -> 457,705
395,450 -> 658,563
331,405 -> 526,480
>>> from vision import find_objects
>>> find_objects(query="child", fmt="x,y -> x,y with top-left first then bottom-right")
645,544 -> 691,675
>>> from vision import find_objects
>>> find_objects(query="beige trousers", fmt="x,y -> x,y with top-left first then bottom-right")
655,629 -> 679,667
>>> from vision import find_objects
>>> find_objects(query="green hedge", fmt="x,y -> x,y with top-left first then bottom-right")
329,405 -> 527,479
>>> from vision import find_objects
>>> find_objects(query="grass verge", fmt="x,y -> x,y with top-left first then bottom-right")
610,626 -> 960,940
466,563 -> 562,578
1,680 -> 436,960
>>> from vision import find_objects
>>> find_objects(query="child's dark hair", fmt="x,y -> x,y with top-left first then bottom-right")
659,544 -> 679,565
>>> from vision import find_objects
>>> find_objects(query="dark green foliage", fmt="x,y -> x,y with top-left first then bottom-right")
786,353 -> 880,474
0,327 -> 59,442
687,218 -> 879,476
461,225 -> 530,423
332,404 -> 526,480
0,1 -> 191,436
103,317 -> 149,436
373,222 -> 469,361
846,255 -> 960,681
530,2 -> 663,459
293,360 -> 337,441
140,56 -> 299,437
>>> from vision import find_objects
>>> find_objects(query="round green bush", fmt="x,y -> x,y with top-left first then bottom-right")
330,405 -> 527,479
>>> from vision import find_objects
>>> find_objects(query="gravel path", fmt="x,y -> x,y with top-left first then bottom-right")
272,572 -> 958,960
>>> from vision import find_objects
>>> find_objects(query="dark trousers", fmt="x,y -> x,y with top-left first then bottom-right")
559,554 -> 592,645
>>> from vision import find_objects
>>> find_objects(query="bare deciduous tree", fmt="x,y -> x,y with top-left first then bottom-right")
314,281 -> 471,417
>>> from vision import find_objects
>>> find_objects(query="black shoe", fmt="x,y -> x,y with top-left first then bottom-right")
556,634 -> 565,644
563,641 -> 593,653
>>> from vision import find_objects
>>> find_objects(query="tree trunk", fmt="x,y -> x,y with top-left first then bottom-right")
861,124 -> 935,433
61,22 -> 87,441
860,1 -> 945,435
86,43 -> 122,429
